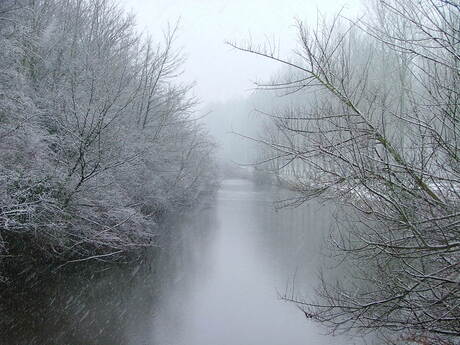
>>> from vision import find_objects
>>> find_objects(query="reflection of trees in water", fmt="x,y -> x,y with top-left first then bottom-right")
252,187 -> 374,344
0,207 -> 217,345
0,255 -> 159,345
251,187 -> 337,291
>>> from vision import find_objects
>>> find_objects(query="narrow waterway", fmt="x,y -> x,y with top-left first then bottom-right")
1,179 -> 357,345
152,179 -> 350,345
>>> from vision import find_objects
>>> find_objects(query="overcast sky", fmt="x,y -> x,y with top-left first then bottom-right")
123,0 -> 361,106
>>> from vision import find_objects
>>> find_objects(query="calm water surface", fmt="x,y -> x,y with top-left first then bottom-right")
1,179 -> 358,345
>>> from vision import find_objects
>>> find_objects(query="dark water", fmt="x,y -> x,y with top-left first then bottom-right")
0,179 -> 358,345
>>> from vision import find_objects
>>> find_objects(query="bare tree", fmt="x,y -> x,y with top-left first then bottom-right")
230,1 -> 460,343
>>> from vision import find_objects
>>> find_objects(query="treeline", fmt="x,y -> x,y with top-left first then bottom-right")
0,0 -> 217,267
233,0 -> 460,344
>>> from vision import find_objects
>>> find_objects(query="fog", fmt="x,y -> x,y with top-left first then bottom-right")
121,0 -> 361,163
124,0 -> 361,104
1,1 -> 458,344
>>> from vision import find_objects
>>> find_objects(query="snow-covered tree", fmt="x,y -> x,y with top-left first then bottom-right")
0,0 -> 217,266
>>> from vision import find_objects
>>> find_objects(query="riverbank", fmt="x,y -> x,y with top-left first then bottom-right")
0,186 -> 218,285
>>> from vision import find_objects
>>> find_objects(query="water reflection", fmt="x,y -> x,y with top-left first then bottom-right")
0,207 -> 216,345
1,258 -> 159,345
1,179 -> 359,345
153,179 -> 351,345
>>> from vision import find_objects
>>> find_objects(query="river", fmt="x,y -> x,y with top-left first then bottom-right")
0,179 -> 359,345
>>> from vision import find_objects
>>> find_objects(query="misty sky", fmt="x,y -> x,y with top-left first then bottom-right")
123,0 -> 361,106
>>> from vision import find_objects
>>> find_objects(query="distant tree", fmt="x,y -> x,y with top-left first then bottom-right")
230,0 -> 460,343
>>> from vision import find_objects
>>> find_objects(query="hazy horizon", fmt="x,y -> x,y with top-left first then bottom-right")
123,0 -> 361,106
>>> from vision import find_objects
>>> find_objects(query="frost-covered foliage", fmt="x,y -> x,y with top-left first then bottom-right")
233,0 -> 460,343
0,0 -> 217,266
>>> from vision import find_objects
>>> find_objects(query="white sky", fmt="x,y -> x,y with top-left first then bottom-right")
122,0 -> 361,106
